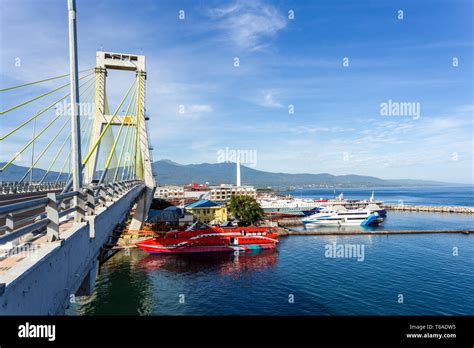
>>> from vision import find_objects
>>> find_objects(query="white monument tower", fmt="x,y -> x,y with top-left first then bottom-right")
236,155 -> 241,187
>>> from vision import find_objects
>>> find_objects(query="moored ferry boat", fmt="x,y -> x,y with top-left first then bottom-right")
258,192 -> 386,218
136,225 -> 279,254
301,204 -> 385,227
258,197 -> 325,217
323,192 -> 386,217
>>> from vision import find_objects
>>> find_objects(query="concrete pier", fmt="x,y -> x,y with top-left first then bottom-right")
277,227 -> 472,236
384,204 -> 474,214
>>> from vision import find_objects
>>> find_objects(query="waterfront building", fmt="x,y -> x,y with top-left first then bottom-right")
155,183 -> 256,204
155,185 -> 184,199
155,183 -> 211,200
185,199 -> 228,224
183,183 -> 211,199
184,183 -> 209,191
209,184 -> 256,202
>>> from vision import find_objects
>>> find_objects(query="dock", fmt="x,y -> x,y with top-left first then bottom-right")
276,227 -> 472,236
113,229 -> 155,249
384,204 -> 474,214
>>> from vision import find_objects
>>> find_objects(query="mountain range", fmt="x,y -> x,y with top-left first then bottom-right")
151,160 -> 459,188
0,160 -> 463,189
0,163 -> 69,183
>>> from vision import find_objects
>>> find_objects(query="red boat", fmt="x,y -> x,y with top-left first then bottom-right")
136,225 -> 279,254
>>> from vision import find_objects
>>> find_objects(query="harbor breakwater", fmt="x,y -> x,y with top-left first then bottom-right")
276,226 -> 472,236
384,204 -> 474,214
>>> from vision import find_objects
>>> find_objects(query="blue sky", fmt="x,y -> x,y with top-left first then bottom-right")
1,0 -> 473,184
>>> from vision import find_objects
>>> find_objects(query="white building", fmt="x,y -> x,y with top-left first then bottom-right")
154,185 -> 184,199
209,184 -> 256,202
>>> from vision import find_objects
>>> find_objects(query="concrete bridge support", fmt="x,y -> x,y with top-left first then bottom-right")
0,184 -> 144,315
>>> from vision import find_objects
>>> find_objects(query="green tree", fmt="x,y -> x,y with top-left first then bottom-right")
227,195 -> 264,226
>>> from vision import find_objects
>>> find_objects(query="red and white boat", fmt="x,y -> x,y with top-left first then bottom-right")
136,225 -> 279,254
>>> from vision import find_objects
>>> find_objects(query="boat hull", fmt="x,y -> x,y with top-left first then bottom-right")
137,242 -> 277,254
302,212 -> 385,227
303,220 -> 382,227
264,211 -> 304,218
136,225 -> 279,255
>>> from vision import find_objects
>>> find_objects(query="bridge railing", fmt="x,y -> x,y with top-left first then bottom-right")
0,182 -> 67,195
0,180 -> 142,246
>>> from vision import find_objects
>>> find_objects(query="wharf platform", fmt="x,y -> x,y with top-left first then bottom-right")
276,226 -> 472,236
384,204 -> 473,214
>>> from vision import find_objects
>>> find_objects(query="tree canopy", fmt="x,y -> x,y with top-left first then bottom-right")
227,195 -> 264,226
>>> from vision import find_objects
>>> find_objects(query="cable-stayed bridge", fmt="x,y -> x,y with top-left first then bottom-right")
0,1 -> 156,314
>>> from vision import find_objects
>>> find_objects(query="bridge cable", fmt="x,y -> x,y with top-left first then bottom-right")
18,118 -> 71,184
0,76 -> 96,172
0,71 -> 95,116
98,80 -> 138,184
135,79 -> 144,179
19,86 -> 97,184
59,78 -> 137,193
50,88 -> 94,182
0,74 -> 96,140
56,152 -> 71,184
114,117 -> 133,181
122,90 -> 138,181
0,68 -> 94,92
81,78 -> 137,167
123,88 -> 139,181
121,121 -> 136,181
114,87 -> 138,182
40,89 -> 95,184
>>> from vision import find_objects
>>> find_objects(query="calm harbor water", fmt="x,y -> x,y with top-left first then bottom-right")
282,186 -> 474,207
68,187 -> 474,316
69,231 -> 473,316
292,210 -> 474,233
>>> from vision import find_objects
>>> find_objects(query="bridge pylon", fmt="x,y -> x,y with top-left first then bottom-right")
84,51 -> 156,228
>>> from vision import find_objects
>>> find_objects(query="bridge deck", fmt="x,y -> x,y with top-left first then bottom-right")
0,216 -> 74,276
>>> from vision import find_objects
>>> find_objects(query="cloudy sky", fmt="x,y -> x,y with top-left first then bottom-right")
1,0 -> 473,184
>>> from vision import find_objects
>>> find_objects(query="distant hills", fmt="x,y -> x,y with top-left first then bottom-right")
152,160 -> 460,189
0,163 -> 69,182
0,160 -> 463,189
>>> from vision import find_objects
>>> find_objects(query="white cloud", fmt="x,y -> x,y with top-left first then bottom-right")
208,0 -> 287,51
259,90 -> 283,108
289,126 -> 355,134
175,104 -> 213,119
454,103 -> 474,114
186,104 -> 213,113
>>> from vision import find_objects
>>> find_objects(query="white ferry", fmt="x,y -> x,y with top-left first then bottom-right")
258,192 -> 386,218
301,204 -> 385,227
258,197 -> 322,217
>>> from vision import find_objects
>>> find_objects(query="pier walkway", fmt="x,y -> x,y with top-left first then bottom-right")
384,204 -> 474,214
277,227 -> 472,236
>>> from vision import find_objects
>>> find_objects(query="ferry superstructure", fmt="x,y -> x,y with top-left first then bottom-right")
258,192 -> 386,217
258,197 -> 324,217
301,204 -> 385,227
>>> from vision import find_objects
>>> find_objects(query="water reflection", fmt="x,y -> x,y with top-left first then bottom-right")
138,249 -> 278,275
69,233 -> 474,316
73,250 -> 155,316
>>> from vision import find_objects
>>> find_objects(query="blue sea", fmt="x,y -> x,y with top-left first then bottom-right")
281,186 -> 474,207
68,186 -> 474,316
